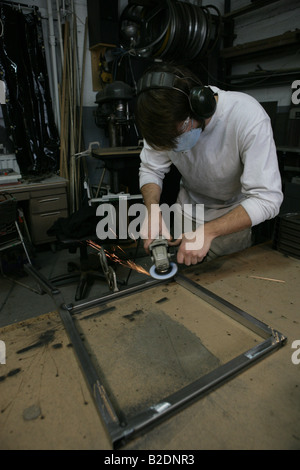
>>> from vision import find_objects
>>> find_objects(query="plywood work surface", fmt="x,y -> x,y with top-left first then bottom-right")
74,282 -> 262,418
0,312 -> 111,450
0,244 -> 299,450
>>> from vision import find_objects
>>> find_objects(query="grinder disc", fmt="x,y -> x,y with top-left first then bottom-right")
149,262 -> 178,280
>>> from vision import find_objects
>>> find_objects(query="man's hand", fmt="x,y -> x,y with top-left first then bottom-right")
169,205 -> 252,266
140,203 -> 172,254
169,225 -> 211,265
140,183 -> 172,253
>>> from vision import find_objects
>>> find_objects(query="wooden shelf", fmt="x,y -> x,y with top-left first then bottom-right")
223,0 -> 280,19
221,30 -> 300,60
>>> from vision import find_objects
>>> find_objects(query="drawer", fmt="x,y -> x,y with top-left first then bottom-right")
29,187 -> 66,199
30,192 -> 68,214
0,189 -> 29,201
30,209 -> 68,244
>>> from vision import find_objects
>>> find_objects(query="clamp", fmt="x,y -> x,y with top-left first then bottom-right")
98,247 -> 119,292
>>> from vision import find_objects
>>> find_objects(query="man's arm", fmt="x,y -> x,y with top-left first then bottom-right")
141,182 -> 161,209
140,183 -> 162,252
204,204 -> 252,239
175,204 -> 252,265
140,183 -> 174,252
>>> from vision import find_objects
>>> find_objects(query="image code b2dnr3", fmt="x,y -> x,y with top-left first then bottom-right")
103,454 -> 197,466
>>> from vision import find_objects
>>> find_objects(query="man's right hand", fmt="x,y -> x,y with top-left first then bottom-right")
140,203 -> 172,253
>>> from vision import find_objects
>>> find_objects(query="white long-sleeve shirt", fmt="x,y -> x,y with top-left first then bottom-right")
139,86 -> 283,226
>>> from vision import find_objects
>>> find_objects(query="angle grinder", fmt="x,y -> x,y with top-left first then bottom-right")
148,236 -> 178,280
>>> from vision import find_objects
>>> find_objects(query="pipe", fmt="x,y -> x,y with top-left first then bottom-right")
56,0 -> 64,68
47,0 -> 60,131
0,80 -> 5,104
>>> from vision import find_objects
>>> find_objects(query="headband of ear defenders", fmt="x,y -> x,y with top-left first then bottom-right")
137,71 -> 217,119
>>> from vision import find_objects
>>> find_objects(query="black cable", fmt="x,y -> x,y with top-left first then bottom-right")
119,0 -> 222,62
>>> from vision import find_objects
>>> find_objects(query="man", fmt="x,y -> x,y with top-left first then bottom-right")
135,63 -> 283,266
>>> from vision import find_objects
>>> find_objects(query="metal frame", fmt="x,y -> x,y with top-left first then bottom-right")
25,265 -> 287,449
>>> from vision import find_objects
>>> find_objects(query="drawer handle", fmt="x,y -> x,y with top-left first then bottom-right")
38,197 -> 60,203
40,211 -> 61,217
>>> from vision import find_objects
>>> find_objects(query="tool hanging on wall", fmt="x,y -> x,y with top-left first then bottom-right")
119,0 -> 222,62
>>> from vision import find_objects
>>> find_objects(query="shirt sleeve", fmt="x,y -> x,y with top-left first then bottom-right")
139,140 -> 173,190
239,118 -> 283,226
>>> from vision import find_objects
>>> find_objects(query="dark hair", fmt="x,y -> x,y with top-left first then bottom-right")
135,63 -> 204,150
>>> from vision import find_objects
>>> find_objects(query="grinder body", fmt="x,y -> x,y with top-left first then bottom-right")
149,236 -> 178,280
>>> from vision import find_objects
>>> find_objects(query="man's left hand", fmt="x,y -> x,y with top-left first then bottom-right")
169,226 -> 213,266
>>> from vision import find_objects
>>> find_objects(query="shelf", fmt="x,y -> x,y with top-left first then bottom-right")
223,0 -> 280,19
277,147 -> 300,153
226,67 -> 300,89
221,30 -> 300,60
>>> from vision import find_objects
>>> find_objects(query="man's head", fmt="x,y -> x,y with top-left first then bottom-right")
135,63 -> 215,150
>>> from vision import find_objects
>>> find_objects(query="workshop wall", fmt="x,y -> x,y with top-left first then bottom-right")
20,0 -> 300,147
1,1 -> 299,185
229,0 -> 300,105
222,0 -> 300,151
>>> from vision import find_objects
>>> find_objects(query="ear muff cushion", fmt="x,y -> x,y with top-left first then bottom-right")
189,86 -> 217,119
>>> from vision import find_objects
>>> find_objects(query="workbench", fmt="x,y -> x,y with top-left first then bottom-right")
0,175 -> 68,245
0,243 -> 299,450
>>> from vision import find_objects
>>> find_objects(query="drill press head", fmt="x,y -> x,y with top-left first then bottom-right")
149,237 -> 178,280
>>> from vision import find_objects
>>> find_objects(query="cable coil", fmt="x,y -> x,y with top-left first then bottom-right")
119,0 -> 221,62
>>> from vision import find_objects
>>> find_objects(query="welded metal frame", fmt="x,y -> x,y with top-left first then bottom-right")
25,265 -> 287,449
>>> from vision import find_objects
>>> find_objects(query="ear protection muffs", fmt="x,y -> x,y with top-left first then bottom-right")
137,71 -> 217,120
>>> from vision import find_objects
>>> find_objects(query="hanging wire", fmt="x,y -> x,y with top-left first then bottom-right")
119,1 -> 222,62
0,1 -> 39,41
0,1 -> 38,11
